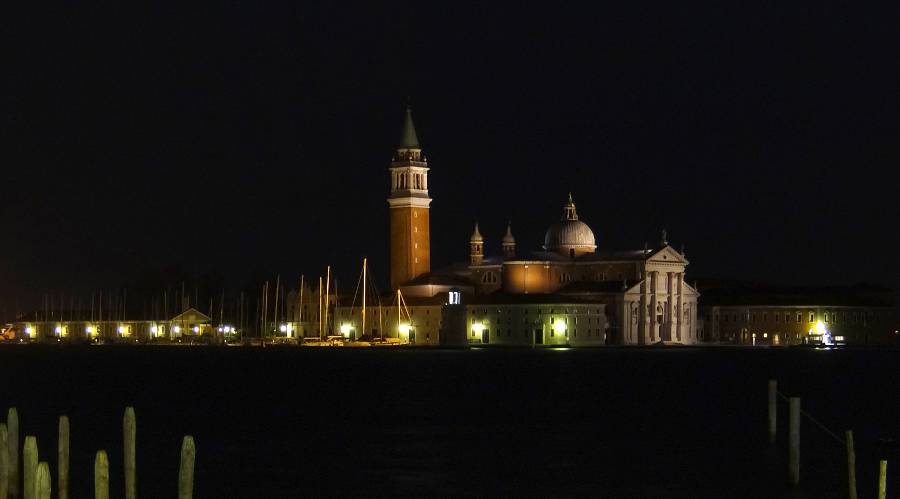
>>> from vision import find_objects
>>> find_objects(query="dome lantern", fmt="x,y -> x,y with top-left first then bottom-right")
543,194 -> 597,258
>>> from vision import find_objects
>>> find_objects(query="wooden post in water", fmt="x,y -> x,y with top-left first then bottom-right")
878,460 -> 888,499
35,462 -> 50,499
94,451 -> 109,499
845,430 -> 857,499
8,408 -> 18,499
179,436 -> 195,499
23,436 -> 37,499
768,380 -> 777,444
58,416 -> 69,499
0,423 -> 8,499
788,397 -> 800,486
123,407 -> 136,499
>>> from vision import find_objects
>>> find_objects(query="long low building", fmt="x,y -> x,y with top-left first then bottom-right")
2,308 -> 218,343
698,284 -> 897,346
331,292 -> 609,347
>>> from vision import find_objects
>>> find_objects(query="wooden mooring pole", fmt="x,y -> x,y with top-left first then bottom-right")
36,462 -> 50,499
124,407 -> 137,499
788,397 -> 800,486
8,408 -> 19,499
95,450 -> 109,499
59,416 -> 69,499
768,380 -> 777,444
878,460 -> 888,499
0,423 -> 8,499
845,430 -> 857,499
179,436 -> 195,499
23,436 -> 37,499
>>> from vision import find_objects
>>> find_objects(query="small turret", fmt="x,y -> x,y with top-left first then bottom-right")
502,221 -> 516,258
470,222 -> 484,265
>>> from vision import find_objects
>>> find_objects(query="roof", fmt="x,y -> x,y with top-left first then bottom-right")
557,280 -> 633,294
403,272 -> 475,287
398,106 -> 420,149
466,291 -> 605,305
698,283 -> 895,308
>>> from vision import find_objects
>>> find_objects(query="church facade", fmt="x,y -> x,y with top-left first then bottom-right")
387,108 -> 701,346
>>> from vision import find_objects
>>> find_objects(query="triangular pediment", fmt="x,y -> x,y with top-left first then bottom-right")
647,245 -> 689,265
170,307 -> 211,323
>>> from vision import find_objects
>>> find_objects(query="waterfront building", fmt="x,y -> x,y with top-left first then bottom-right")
4,307 -> 215,343
331,107 -> 701,346
698,283 -> 896,346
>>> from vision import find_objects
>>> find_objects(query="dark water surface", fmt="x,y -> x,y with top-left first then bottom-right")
1,346 -> 897,498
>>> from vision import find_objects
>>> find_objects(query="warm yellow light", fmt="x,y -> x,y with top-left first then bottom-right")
85,326 -> 94,334
118,326 -> 126,334
340,323 -> 352,336
55,326 -> 62,335
814,321 -> 826,335
279,324 -> 287,333
399,323 -> 411,335
192,326 -> 200,333
471,322 -> 485,334
553,320 -> 567,334
25,326 -> 35,337
173,325 -> 181,334
151,326 -> 158,334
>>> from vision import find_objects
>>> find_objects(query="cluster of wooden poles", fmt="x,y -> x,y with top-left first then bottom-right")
768,379 -> 889,498
0,407 -> 195,499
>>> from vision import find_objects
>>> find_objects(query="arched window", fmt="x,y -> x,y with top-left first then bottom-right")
481,272 -> 498,284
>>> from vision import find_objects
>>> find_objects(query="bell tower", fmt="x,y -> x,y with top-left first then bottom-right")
388,106 -> 432,290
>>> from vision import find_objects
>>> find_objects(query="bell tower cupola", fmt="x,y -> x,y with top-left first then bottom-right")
469,222 -> 484,265
388,105 -> 432,290
502,221 -> 516,258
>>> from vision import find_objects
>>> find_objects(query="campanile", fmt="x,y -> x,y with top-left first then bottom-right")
388,106 -> 432,290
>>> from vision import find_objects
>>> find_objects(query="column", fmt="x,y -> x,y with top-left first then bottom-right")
677,272 -> 691,341
649,272 -> 658,343
639,274 -> 648,345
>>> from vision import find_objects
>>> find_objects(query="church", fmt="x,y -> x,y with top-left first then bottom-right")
383,107 -> 701,346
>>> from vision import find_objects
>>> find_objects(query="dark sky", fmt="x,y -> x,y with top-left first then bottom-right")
2,2 -> 898,313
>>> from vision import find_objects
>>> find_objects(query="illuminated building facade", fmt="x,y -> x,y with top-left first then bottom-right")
5,307 -> 215,343
385,109 -> 701,346
698,284 -> 896,345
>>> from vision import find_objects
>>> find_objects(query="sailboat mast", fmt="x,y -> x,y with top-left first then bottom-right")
298,275 -> 304,323
274,275 -> 281,337
362,258 -> 367,340
318,276 -> 325,340
324,266 -> 331,338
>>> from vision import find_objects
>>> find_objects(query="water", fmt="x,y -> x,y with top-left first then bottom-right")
1,346 -> 897,497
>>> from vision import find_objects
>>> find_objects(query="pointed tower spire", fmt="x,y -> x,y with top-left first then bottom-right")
470,222 -> 484,265
399,105 -> 420,150
502,221 -> 516,258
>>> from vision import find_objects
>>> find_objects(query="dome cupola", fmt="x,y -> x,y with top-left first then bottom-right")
543,193 -> 597,257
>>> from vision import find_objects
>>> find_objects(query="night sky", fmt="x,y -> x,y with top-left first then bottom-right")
3,2 -> 898,314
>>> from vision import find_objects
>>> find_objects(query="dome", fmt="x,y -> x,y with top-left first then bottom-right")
543,193 -> 597,254
543,219 -> 596,251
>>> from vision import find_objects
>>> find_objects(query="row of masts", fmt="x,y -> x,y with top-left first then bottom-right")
5,259 -> 413,344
